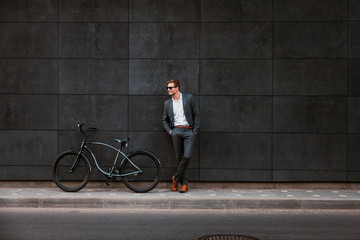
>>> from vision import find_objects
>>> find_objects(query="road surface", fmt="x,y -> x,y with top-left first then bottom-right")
1,208 -> 359,240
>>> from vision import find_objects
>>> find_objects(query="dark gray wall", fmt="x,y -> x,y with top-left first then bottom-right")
0,0 -> 359,182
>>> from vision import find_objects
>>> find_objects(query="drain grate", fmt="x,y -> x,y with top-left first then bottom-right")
197,234 -> 261,240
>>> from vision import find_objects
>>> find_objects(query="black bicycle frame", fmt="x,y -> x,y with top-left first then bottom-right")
72,140 -> 142,178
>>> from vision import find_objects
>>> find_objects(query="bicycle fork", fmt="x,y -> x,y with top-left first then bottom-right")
68,152 -> 82,173
69,141 -> 86,173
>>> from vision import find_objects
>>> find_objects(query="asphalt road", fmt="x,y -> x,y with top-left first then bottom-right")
1,208 -> 360,240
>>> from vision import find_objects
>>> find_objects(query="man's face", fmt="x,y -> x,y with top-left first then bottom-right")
167,83 -> 178,96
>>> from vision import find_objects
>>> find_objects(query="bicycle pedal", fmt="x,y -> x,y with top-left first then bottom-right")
105,181 -> 110,186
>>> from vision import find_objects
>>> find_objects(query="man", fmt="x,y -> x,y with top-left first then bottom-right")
162,79 -> 200,193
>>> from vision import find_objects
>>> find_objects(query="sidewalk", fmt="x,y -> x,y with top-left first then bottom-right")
1,184 -> 360,210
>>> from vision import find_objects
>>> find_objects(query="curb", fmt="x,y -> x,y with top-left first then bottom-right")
2,197 -> 360,210
2,188 -> 360,210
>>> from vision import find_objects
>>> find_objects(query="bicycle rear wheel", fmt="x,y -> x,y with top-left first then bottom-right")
120,150 -> 161,193
52,151 -> 90,192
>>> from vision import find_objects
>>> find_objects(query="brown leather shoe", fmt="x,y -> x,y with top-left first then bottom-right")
171,176 -> 178,191
179,185 -> 188,193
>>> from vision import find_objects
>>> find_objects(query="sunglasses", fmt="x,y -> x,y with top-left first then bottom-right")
167,86 -> 176,90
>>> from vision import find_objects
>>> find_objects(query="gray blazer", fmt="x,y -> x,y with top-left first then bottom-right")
162,93 -> 200,134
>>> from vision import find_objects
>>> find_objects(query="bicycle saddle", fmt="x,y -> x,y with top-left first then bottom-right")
114,138 -> 130,147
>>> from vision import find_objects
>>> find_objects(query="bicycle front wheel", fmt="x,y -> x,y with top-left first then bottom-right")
120,150 -> 161,193
52,151 -> 90,192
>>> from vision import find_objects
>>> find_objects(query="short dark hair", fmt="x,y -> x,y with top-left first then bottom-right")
167,78 -> 180,90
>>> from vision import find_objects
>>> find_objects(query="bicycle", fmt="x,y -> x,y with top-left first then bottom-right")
52,123 -> 161,193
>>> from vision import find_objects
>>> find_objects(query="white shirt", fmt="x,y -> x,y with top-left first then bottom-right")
172,93 -> 189,126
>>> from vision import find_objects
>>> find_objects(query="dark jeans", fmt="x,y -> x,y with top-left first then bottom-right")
171,127 -> 197,186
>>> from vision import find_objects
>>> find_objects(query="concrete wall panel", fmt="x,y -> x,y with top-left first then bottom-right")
274,22 -> 347,58
201,0 -> 273,22
59,0 -> 128,22
200,60 -> 272,95
350,23 -> 360,58
0,0 -> 58,22
0,1 -> 30,22
348,134 -> 360,170
130,0 -> 199,22
273,134 -> 347,170
0,166 -> 52,180
201,96 -> 272,132
0,95 -> 57,130
0,130 -> 57,166
350,0 -> 360,20
348,171 -> 360,182
274,59 -> 347,96
349,59 -> 360,96
60,23 -> 128,58
59,59 -> 129,94
130,23 -> 199,58
349,97 -> 360,133
58,95 -> 128,131
201,23 -> 272,58
273,170 -> 347,182
0,59 -> 58,94
0,23 -> 58,58
200,169 -> 271,182
200,133 -> 272,169
273,97 -> 347,133
274,0 -> 348,21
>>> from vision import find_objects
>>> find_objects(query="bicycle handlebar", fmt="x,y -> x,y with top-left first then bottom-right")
78,123 -> 85,134
78,123 -> 97,136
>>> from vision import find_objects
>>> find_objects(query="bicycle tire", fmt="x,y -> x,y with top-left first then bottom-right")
120,150 -> 161,193
52,151 -> 90,192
